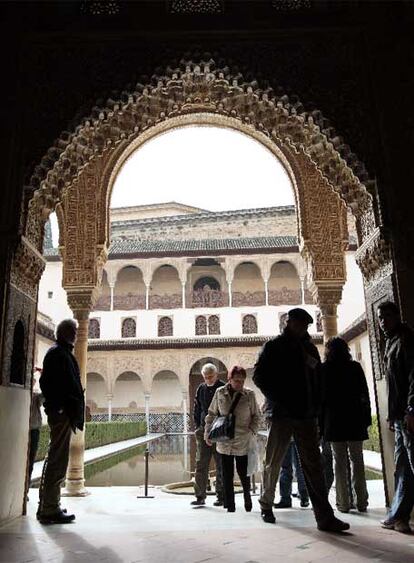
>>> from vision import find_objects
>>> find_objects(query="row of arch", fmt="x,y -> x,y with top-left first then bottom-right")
96,259 -> 307,310
86,355 -> 264,413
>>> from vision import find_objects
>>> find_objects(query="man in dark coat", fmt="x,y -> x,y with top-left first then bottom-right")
37,319 -> 85,524
253,307 -> 349,532
191,362 -> 225,506
378,301 -> 414,534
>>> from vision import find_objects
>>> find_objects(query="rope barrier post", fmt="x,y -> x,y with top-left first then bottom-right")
251,473 -> 259,496
137,446 -> 155,499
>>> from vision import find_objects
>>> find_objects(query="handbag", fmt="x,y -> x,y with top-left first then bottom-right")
208,391 -> 242,443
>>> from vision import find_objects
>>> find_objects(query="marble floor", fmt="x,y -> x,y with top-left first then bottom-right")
1,481 -> 413,563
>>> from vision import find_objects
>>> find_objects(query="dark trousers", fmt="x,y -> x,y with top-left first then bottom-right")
38,412 -> 72,516
28,428 -> 40,483
221,454 -> 250,510
194,428 -> 223,500
260,417 -> 334,523
279,441 -> 309,503
388,420 -> 414,522
320,438 -> 334,493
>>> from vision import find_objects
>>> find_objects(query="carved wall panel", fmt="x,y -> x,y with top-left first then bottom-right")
1,286 -> 36,388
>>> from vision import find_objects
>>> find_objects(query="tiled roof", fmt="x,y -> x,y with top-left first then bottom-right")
44,235 -> 298,258
109,235 -> 298,256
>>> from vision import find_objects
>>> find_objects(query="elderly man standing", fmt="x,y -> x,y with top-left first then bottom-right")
37,319 -> 85,524
253,308 -> 349,532
191,362 -> 225,507
378,301 -> 414,534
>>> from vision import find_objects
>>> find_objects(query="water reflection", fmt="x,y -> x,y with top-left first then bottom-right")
85,435 -> 194,487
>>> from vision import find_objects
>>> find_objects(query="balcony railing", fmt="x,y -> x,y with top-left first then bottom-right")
149,293 -> 182,309
94,296 -> 111,311
114,294 -> 146,310
268,288 -> 302,306
232,291 -> 266,307
190,289 -> 229,308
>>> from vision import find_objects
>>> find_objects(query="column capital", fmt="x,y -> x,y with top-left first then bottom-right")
310,282 -> 343,309
67,288 -> 99,317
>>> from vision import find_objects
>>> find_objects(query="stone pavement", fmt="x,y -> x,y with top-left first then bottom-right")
1,481 -> 413,563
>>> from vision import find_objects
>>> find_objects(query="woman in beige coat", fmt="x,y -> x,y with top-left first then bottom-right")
205,366 -> 260,512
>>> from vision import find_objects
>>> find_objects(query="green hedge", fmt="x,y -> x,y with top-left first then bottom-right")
36,420 -> 146,461
365,415 -> 380,453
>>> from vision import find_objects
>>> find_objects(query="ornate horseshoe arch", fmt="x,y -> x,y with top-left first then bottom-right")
18,57 -> 390,312
4,55 -> 397,502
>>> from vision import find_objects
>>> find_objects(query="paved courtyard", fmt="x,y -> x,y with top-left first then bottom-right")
1,481 -> 413,562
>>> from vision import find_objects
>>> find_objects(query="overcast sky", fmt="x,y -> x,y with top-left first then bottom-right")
111,127 -> 294,210
50,127 -> 294,245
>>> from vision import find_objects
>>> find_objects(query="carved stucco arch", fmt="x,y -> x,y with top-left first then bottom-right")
21,57 -> 384,311
113,264 -> 144,284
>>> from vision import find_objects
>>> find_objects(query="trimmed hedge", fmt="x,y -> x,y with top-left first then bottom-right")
35,420 -> 146,461
365,415 -> 380,453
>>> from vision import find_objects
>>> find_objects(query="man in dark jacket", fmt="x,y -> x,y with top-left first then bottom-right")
191,363 -> 225,506
253,308 -> 349,532
37,319 -> 85,524
378,301 -> 414,534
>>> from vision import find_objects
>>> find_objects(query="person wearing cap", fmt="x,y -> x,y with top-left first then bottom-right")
253,307 -> 349,532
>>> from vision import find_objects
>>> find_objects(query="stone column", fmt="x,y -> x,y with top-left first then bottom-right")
300,277 -> 306,305
178,261 -> 189,309
109,283 -> 115,311
182,391 -> 188,434
144,393 -> 151,434
312,285 -> 343,343
319,303 -> 338,341
142,265 -> 153,311
181,282 -> 186,309
63,307 -> 90,497
107,393 -> 113,422
225,271 -> 234,307
145,284 -> 150,310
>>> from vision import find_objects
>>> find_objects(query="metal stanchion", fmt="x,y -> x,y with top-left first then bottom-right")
251,473 -> 259,496
137,446 -> 155,499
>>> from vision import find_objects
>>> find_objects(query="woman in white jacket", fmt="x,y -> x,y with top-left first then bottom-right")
205,365 -> 260,512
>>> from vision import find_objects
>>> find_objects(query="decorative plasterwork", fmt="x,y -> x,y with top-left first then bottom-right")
354,227 -> 393,287
25,57 -> 375,253
10,236 -> 46,301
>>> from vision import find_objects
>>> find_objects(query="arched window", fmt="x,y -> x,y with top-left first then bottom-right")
158,316 -> 173,337
10,320 -> 26,385
193,276 -> 220,291
122,317 -> 136,338
195,315 -> 207,335
88,318 -> 100,339
208,315 -> 220,335
242,314 -> 257,334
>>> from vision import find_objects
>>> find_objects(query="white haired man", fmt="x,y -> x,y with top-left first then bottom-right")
37,319 -> 85,524
191,362 -> 225,506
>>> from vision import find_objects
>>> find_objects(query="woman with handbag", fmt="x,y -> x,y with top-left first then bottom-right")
320,337 -> 372,513
205,365 -> 260,513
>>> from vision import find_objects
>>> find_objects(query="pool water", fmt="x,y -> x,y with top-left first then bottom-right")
84,434 -> 383,487
85,435 -> 195,487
